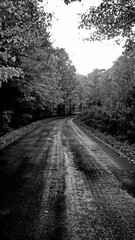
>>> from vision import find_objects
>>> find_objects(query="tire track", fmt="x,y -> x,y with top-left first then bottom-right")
1,117 -> 135,240
0,121 -> 60,240
63,140 -> 98,240
34,121 -> 68,240
63,119 -> 135,240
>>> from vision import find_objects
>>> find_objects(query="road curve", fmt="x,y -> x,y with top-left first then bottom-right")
0,117 -> 135,240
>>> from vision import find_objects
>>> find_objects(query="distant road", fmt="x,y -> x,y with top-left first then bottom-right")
0,117 -> 135,240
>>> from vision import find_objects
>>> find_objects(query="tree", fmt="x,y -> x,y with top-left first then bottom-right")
0,0 -> 54,133
0,0 -> 52,85
81,1 -> 134,37
75,74 -> 88,111
64,0 -> 135,50
0,0 -> 80,134
53,48 -> 77,115
77,50 -> 135,141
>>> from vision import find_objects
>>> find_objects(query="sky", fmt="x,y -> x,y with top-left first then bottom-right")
44,0 -> 124,76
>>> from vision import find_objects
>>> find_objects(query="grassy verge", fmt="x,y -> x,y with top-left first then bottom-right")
74,118 -> 135,165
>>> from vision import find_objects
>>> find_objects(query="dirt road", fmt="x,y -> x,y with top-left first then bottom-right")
0,117 -> 135,240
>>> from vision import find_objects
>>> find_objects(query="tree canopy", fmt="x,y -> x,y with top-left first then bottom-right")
77,49 -> 135,143
0,0 -> 81,134
64,0 -> 135,50
0,0 -> 51,85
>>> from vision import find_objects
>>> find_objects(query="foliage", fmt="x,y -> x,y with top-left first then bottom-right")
20,46 -> 78,115
64,0 -> 81,4
0,110 -> 14,133
0,0 -> 51,85
78,50 -> 135,144
0,0 -> 80,134
64,0 -> 135,50
80,1 -> 135,39
53,48 -> 77,115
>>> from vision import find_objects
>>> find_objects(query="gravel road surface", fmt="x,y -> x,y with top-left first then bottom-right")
0,117 -> 135,240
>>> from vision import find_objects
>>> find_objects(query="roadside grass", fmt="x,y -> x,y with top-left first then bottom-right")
74,118 -> 135,165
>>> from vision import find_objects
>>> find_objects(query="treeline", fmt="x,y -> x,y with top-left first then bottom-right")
0,0 -> 78,135
77,50 -> 135,144
66,0 -> 135,143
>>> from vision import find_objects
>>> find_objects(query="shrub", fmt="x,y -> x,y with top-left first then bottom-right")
0,110 -> 14,134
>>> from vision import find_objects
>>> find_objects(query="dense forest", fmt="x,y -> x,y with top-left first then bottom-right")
0,0 -> 135,146
0,0 -> 80,135
77,52 -> 135,144
74,0 -> 135,144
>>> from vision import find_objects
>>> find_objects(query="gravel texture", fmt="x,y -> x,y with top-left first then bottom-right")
0,120 -> 43,151
74,119 -> 135,165
1,117 -> 135,239
1,117 -> 135,165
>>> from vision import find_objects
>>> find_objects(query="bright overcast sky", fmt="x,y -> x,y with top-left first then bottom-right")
44,0 -> 124,76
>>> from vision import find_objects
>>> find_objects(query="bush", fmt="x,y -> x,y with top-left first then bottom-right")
11,114 -> 33,127
78,104 -> 135,144
78,106 -> 105,129
0,110 -> 14,134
